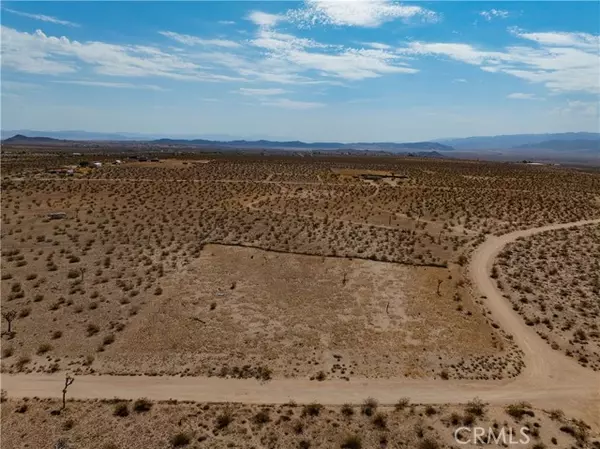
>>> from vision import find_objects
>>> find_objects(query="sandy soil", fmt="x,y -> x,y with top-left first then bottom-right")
2,397 -> 596,449
3,219 -> 599,433
95,244 -> 506,379
494,223 -> 600,370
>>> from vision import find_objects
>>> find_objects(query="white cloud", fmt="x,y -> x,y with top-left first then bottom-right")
159,31 -> 241,48
362,42 -> 392,50
552,100 -> 599,117
287,0 -> 438,28
399,31 -> 600,94
54,80 -> 166,91
251,29 -> 417,81
247,11 -> 283,28
507,93 -> 538,100
511,30 -> 600,50
2,7 -> 79,27
218,20 -> 236,25
237,88 -> 288,96
479,9 -> 509,21
0,26 -> 241,82
261,98 -> 325,109
452,78 -> 467,83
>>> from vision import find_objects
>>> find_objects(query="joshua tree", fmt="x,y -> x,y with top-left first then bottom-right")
62,375 -> 75,410
2,310 -> 17,335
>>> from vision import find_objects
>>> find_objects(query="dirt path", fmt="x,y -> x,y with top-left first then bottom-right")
2,219 -> 600,428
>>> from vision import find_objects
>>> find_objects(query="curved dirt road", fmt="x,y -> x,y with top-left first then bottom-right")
2,219 -> 600,427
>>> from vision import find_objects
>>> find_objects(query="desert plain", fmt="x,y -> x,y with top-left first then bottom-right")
1,151 -> 600,448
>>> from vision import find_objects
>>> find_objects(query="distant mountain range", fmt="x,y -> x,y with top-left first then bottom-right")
436,132 -> 600,150
2,131 -> 599,155
2,134 -> 454,153
512,139 -> 600,152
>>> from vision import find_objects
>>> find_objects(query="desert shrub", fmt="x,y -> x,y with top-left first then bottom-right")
506,402 -> 534,421
298,440 -> 311,449
102,334 -> 115,345
340,435 -> 361,449
253,409 -> 270,425
86,324 -> 99,336
2,346 -> 13,358
465,397 -> 486,417
256,365 -> 272,381
341,404 -> 354,417
293,421 -> 304,434
170,432 -> 191,447
52,330 -> 63,339
36,343 -> 52,355
15,355 -> 31,371
133,398 -> 152,413
548,409 -> 564,421
372,412 -> 387,429
418,439 -> 440,449
302,402 -> 323,417
215,410 -> 233,429
462,412 -> 475,426
62,419 -> 75,430
113,402 -> 129,417
361,397 -> 378,416
448,412 -> 461,425
425,405 -> 437,416
395,397 -> 410,411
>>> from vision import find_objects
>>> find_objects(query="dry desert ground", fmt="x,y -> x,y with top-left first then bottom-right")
1,396 -> 596,449
1,150 -> 600,448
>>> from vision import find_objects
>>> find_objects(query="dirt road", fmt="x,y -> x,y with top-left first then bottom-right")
2,219 -> 600,427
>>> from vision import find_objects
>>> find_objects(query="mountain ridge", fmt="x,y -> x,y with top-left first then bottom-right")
2,134 -> 454,152
2,131 -> 599,154
436,132 -> 600,150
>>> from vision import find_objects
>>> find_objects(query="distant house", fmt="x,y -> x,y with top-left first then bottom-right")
92,162 -> 102,168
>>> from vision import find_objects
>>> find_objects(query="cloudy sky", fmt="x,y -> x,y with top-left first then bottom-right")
1,1 -> 599,141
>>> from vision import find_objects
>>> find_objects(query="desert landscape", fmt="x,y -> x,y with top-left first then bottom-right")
494,223 -> 600,370
1,149 -> 600,448
2,396 -> 594,449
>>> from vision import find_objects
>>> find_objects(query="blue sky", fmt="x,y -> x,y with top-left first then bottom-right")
1,1 -> 599,141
